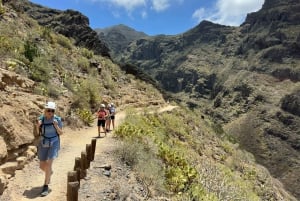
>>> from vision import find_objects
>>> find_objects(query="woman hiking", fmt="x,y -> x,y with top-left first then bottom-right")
109,103 -> 116,130
36,101 -> 63,196
97,104 -> 108,137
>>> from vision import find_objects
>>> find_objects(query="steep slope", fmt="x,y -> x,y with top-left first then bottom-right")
110,0 -> 300,198
0,2 -> 165,194
96,24 -> 148,58
8,0 -> 110,57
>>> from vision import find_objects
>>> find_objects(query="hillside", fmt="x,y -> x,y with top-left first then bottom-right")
107,0 -> 300,199
95,24 -> 148,58
0,0 -> 165,196
0,0 -> 299,200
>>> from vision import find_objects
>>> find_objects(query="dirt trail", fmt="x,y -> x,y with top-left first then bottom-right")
0,105 -> 174,201
0,110 -> 127,201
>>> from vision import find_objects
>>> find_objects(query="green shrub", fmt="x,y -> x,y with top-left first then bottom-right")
56,34 -> 72,50
33,83 -> 47,96
24,40 -> 39,62
76,108 -> 94,126
47,85 -> 60,98
73,77 -> 102,109
0,0 -> 5,15
80,48 -> 94,59
29,57 -> 51,83
77,57 -> 90,72
41,27 -> 54,43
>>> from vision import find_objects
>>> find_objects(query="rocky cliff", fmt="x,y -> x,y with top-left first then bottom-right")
95,24 -> 147,58
8,0 -> 111,57
109,0 -> 300,198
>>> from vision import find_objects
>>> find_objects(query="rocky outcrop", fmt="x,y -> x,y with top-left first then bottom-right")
8,0 -> 110,57
239,0 -> 300,61
96,24 -> 147,58
281,90 -> 300,117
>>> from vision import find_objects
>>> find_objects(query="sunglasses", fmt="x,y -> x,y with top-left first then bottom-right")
46,109 -> 55,113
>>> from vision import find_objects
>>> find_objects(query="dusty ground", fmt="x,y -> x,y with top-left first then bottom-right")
0,105 -> 175,201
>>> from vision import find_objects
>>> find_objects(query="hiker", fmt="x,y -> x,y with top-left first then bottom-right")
105,104 -> 111,132
97,104 -> 107,137
36,101 -> 63,196
109,103 -> 116,130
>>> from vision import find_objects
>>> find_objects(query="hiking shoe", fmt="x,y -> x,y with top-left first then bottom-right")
40,185 -> 49,197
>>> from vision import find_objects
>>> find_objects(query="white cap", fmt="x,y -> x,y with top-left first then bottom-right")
100,104 -> 105,108
111,103 -> 114,106
45,101 -> 56,110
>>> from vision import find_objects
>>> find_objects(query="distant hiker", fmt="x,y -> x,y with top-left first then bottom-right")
97,104 -> 107,137
109,103 -> 116,130
105,104 -> 111,132
36,101 -> 63,197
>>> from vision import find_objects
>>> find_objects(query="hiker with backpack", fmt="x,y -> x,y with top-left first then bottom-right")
109,103 -> 116,130
36,101 -> 63,196
97,104 -> 108,137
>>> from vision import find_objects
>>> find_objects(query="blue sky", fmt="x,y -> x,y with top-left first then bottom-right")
29,0 -> 264,36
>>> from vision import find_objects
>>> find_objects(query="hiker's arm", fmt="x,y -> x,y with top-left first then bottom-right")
53,120 -> 63,135
36,119 -> 42,136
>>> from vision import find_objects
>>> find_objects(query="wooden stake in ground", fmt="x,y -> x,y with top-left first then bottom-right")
67,171 -> 78,201
91,139 -> 96,161
67,181 -> 79,201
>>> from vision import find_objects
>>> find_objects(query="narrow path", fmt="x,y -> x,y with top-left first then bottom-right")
0,105 -> 174,201
1,111 -> 126,201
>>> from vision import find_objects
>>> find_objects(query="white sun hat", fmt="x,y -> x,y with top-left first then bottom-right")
45,101 -> 56,110
100,104 -> 105,108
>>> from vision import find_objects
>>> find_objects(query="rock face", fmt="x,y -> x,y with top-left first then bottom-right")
95,24 -> 148,58
9,0 -> 110,57
281,90 -> 300,117
0,69 -> 40,163
107,0 -> 300,198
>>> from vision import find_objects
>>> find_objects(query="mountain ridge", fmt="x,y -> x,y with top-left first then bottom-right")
102,0 -> 300,198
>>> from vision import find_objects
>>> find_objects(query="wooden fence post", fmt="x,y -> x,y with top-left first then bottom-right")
74,157 -> 81,186
86,144 -> 92,168
67,181 -> 79,201
80,151 -> 87,179
91,139 -> 96,161
67,171 -> 78,201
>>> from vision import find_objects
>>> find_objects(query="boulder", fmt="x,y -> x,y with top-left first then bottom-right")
0,162 -> 18,176
281,90 -> 300,117
0,137 -> 8,164
0,175 -> 8,195
16,156 -> 27,170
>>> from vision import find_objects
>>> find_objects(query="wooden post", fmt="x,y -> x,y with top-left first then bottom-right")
91,139 -> 96,161
67,181 -> 79,201
67,171 -> 78,201
86,144 -> 92,168
67,171 -> 77,183
80,151 -> 87,179
74,157 -> 81,186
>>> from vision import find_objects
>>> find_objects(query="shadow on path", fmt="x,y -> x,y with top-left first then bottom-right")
23,187 -> 52,199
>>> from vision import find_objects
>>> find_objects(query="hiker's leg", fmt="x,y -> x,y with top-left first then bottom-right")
44,159 -> 53,185
112,119 -> 115,129
40,161 -> 47,172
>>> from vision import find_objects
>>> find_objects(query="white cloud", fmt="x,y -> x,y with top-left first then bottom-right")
151,0 -> 170,12
192,0 -> 264,26
141,10 -> 148,18
92,0 -> 146,11
192,7 -> 206,22
88,0 -> 184,13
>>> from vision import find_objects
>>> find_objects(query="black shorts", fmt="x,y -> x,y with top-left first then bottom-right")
97,120 -> 105,127
111,116 -> 115,120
